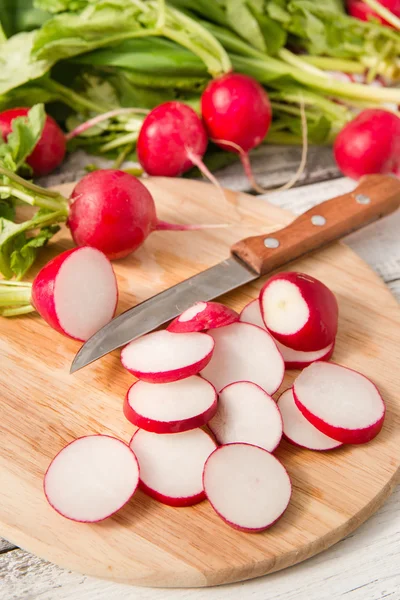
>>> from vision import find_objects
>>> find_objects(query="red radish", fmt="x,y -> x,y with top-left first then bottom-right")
260,272 -> 338,352
203,443 -> 291,532
32,246 -> 117,341
44,435 -> 139,522
121,330 -> 214,383
201,73 -> 272,192
67,170 -> 223,260
208,381 -> 283,452
123,376 -> 217,434
334,109 -> 400,180
277,388 -> 343,451
167,301 -> 239,333
240,299 -> 334,368
0,107 -> 66,176
130,428 -> 216,506
293,362 -> 386,444
200,322 -> 284,394
347,0 -> 400,26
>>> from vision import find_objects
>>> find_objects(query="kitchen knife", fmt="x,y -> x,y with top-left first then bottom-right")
71,174 -> 400,373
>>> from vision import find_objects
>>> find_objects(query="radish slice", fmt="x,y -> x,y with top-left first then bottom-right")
259,272 -> 338,352
203,443 -> 291,532
294,362 -> 386,444
44,435 -> 139,522
130,429 -> 216,506
121,330 -> 214,383
167,301 -> 239,333
277,388 -> 343,451
208,381 -> 283,452
123,376 -> 217,433
32,247 -> 118,341
200,322 -> 284,394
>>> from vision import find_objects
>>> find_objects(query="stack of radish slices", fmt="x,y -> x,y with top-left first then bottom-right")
44,272 -> 386,531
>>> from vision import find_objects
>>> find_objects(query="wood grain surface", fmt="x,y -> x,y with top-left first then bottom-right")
0,178 -> 399,588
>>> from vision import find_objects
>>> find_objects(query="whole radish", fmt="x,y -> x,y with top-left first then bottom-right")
0,107 -> 66,176
347,0 -> 400,27
334,109 -> 400,179
201,73 -> 272,192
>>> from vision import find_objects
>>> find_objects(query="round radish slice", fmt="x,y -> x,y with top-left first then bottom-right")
259,272 -> 338,352
123,376 -> 217,433
203,443 -> 291,532
240,299 -> 334,368
130,429 -> 216,506
32,247 -> 118,341
277,388 -> 343,451
208,382 -> 283,451
44,435 -> 139,522
200,322 -> 284,393
167,301 -> 239,333
294,362 -> 386,444
121,330 -> 214,383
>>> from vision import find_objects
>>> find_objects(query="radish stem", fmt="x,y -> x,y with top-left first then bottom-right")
362,0 -> 400,29
300,56 -> 366,74
65,108 -> 150,141
0,167 -> 61,198
0,304 -> 35,317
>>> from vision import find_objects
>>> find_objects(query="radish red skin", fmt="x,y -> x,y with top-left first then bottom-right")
334,109 -> 400,180
0,107 -> 66,176
167,301 -> 239,333
137,101 -> 208,177
347,0 -> 400,26
138,480 -> 206,507
121,351 -> 214,383
260,272 -> 338,352
284,343 -> 335,370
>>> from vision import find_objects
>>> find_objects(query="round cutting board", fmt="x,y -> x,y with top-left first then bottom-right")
0,178 -> 399,588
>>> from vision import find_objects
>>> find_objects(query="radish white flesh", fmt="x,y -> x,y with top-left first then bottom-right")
203,443 -> 291,532
44,435 -> 139,522
200,322 -> 284,394
278,389 -> 343,451
167,301 -> 239,333
130,429 -> 216,506
294,362 -> 385,444
240,300 -> 334,368
208,382 -> 283,452
121,330 -> 214,383
123,376 -> 217,433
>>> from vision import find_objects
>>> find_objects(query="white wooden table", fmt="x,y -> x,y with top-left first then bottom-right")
1,152 -> 399,600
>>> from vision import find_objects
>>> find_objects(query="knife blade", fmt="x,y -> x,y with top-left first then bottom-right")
71,174 -> 400,373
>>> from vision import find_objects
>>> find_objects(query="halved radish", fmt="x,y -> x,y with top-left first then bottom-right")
121,330 -> 214,383
208,381 -> 283,452
277,388 -> 343,451
293,362 -> 385,444
259,272 -> 338,352
240,299 -> 334,368
44,435 -> 139,522
123,376 -> 217,433
167,301 -> 239,333
32,247 -> 118,341
200,322 -> 284,394
130,428 -> 216,506
203,443 -> 291,532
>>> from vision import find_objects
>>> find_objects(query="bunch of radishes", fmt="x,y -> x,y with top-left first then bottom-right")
44,272 -> 385,531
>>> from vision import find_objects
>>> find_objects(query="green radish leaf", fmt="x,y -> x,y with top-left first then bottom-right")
4,104 -> 46,170
34,0 -> 88,13
10,223 -> 60,280
247,0 -> 287,55
225,0 -> 267,52
0,199 -> 15,221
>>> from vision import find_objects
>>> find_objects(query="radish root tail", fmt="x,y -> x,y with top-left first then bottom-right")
211,138 -> 267,194
155,220 -> 230,231
185,147 -> 228,204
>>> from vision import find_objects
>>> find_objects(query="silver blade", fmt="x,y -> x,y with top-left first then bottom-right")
71,256 -> 257,373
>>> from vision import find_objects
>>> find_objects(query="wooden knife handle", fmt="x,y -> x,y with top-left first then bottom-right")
231,174 -> 400,276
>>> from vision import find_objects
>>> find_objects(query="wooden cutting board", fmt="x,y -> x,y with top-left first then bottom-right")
0,178 -> 399,588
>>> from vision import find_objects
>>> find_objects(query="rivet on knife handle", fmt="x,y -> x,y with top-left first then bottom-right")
231,174 -> 400,276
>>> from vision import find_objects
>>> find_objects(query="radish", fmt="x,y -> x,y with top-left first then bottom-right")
130,428 -> 216,506
121,330 -> 214,383
334,109 -> 400,180
277,388 -> 343,451
167,301 -> 239,333
260,272 -> 338,352
201,73 -> 272,192
293,362 -> 386,444
347,0 -> 400,27
0,107 -> 66,176
123,376 -> 217,434
44,435 -> 139,522
208,381 -> 283,452
200,322 -> 284,394
203,443 -> 291,532
31,246 -> 118,341
240,299 -> 335,368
